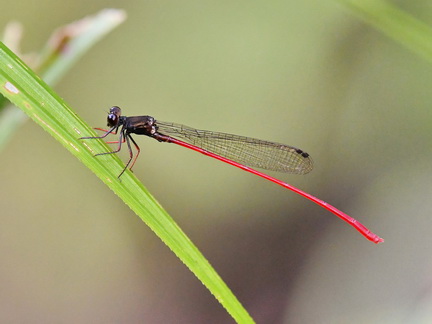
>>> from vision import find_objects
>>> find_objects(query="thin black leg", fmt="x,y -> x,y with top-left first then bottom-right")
117,133 -> 134,178
94,129 -> 124,156
80,126 -> 118,140
128,134 -> 141,171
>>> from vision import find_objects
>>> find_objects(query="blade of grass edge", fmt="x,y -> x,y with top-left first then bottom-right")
336,0 -> 432,64
0,9 -> 126,151
0,42 -> 254,324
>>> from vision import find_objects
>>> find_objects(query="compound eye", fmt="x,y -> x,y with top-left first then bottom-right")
107,112 -> 119,127
107,106 -> 122,127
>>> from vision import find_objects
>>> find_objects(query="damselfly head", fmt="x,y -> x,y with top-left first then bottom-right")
107,106 -> 122,127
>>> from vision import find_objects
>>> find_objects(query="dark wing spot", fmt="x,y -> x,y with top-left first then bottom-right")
295,148 -> 309,158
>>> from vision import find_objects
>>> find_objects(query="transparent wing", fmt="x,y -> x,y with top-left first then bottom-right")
156,121 -> 313,174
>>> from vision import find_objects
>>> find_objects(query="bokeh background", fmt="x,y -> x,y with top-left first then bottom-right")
1,1 -> 432,323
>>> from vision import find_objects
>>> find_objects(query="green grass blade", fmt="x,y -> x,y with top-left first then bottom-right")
0,42 -> 254,324
336,0 -> 432,63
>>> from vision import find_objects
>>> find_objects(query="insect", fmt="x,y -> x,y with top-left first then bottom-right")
80,106 -> 383,244
80,106 -> 313,178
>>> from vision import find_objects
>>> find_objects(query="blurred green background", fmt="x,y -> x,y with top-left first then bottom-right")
2,1 -> 432,323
